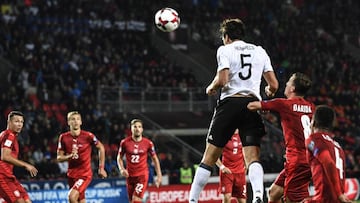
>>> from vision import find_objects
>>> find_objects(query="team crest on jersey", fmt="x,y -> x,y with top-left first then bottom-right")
134,149 -> 138,154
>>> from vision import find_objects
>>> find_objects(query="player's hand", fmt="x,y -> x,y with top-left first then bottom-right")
24,163 -> 38,177
155,176 -> 162,188
338,194 -> 352,203
120,169 -> 129,178
265,85 -> 275,97
221,166 -> 232,174
98,168 -> 107,179
206,85 -> 217,96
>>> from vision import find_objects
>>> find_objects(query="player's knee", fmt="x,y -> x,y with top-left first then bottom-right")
268,186 -> 283,201
199,162 -> 213,172
223,194 -> 232,203
243,146 -> 260,166
268,187 -> 277,198
68,192 -> 79,203
246,160 -> 262,170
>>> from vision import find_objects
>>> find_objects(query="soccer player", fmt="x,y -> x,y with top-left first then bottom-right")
216,130 -> 246,203
57,111 -> 107,203
248,72 -> 315,203
303,105 -> 352,203
117,119 -> 162,203
189,18 -> 279,203
0,111 -> 38,203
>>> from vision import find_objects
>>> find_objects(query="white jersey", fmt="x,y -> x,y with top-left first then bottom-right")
216,40 -> 274,100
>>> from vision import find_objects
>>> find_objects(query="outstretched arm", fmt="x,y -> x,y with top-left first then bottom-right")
247,101 -> 262,111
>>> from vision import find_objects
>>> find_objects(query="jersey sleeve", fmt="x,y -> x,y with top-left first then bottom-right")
261,98 -> 286,111
148,140 -> 157,157
260,47 -> 274,72
118,139 -> 125,156
1,132 -> 15,149
57,134 -> 64,151
216,45 -> 230,71
87,132 -> 99,145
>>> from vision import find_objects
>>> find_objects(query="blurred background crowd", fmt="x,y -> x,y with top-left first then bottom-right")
0,0 -> 359,184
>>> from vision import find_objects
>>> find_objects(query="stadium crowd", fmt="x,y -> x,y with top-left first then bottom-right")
0,0 -> 359,182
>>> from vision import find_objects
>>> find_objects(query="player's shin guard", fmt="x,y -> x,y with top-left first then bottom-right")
248,161 -> 264,202
188,163 -> 212,203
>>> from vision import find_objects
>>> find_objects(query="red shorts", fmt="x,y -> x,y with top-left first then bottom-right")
274,168 -> 285,187
68,177 -> 92,201
0,176 -> 30,202
219,172 -> 246,199
284,162 -> 312,202
126,174 -> 149,201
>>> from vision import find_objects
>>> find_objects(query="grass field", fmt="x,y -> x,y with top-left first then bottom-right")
355,200 -> 360,203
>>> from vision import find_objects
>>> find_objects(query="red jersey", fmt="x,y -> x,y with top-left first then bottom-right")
305,132 -> 346,202
0,130 -> 19,178
222,133 -> 245,174
57,130 -> 99,178
118,136 -> 156,177
261,97 -> 315,164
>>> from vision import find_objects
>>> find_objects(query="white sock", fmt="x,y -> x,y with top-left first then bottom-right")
248,162 -> 264,202
188,165 -> 212,203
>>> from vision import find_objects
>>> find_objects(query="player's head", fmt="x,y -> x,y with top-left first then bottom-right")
311,105 -> 336,132
67,111 -> 82,131
220,18 -> 245,44
7,111 -> 24,134
130,119 -> 143,138
284,72 -> 312,97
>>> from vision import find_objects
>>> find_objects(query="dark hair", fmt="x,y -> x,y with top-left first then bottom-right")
292,72 -> 312,96
8,111 -> 24,121
219,18 -> 245,40
130,119 -> 143,126
313,105 -> 336,131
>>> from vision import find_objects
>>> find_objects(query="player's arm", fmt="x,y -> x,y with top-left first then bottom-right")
216,158 -> 231,174
263,71 -> 278,97
206,69 -> 229,96
56,149 -> 73,162
1,147 -> 38,177
56,135 -> 74,162
117,150 -> 128,178
247,101 -> 262,111
151,154 -> 162,187
95,141 -> 107,178
316,150 -> 345,200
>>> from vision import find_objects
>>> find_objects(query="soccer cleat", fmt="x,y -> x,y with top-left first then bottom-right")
189,199 -> 196,203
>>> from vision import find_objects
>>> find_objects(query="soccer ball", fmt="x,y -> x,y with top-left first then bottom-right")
154,8 -> 180,32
